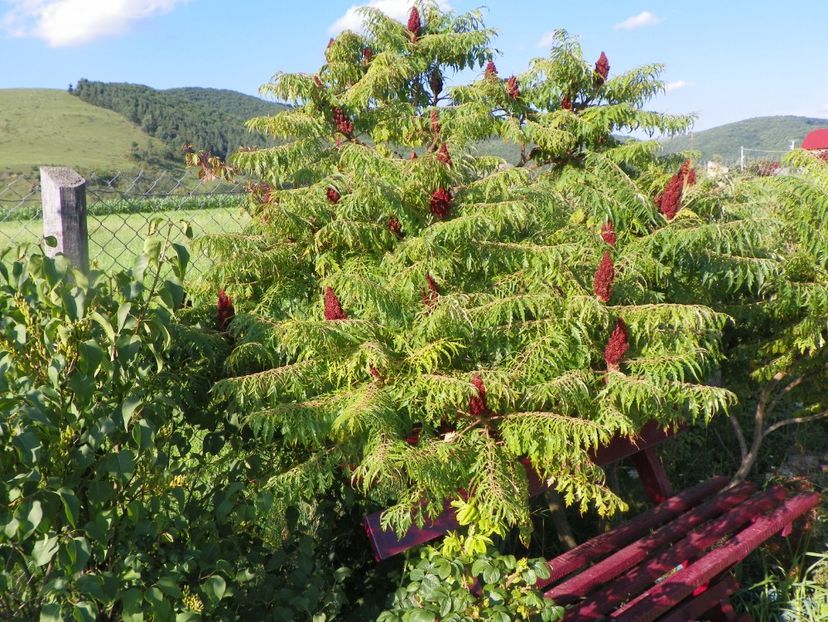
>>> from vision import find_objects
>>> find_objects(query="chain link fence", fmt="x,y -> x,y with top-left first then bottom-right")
0,170 -> 250,278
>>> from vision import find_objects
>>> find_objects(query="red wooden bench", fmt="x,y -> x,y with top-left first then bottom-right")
362,423 -> 819,621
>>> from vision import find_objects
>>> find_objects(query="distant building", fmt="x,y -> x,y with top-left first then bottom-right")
801,128 -> 828,157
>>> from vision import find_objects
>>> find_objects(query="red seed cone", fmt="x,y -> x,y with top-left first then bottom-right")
362,47 -> 373,63
410,151 -> 418,160
407,6 -> 421,38
430,109 -> 441,135
593,251 -> 615,303
437,143 -> 452,166
484,60 -> 498,79
429,187 -> 453,219
658,174 -> 683,220
370,366 -> 383,382
388,216 -> 403,237
561,95 -> 573,111
324,286 -> 347,320
679,159 -> 696,186
216,289 -> 235,330
601,221 -> 616,246
421,272 -> 440,309
594,51 -> 610,85
469,374 -> 489,416
604,319 -> 629,372
326,186 -> 341,204
313,75 -> 323,88
332,106 -> 353,136
506,75 -> 520,99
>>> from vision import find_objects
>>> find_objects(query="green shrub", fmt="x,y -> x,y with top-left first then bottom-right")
0,237 -> 237,620
379,540 -> 563,622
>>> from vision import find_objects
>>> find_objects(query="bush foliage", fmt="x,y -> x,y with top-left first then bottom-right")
199,0 -> 732,548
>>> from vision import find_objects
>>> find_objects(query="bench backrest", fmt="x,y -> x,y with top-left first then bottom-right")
363,420 -> 676,561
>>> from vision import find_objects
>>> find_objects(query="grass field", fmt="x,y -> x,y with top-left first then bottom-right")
0,89 -> 168,175
0,207 -> 250,276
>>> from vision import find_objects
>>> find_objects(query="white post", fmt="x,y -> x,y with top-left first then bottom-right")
740,146 -> 745,172
40,167 -> 89,272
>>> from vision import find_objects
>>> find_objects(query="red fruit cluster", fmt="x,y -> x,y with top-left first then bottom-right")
363,47 -> 373,63
437,143 -> 452,166
485,60 -> 498,79
332,106 -> 353,136
469,374 -> 490,416
604,319 -> 629,372
326,186 -> 341,204
388,216 -> 403,237
594,51 -> 610,85
422,273 -> 440,309
657,160 -> 696,220
680,159 -> 697,186
561,96 -> 573,111
506,75 -> 520,99
407,7 -> 421,38
430,109 -> 441,135
429,187 -> 453,219
601,221 -> 616,246
593,251 -> 615,303
324,286 -> 347,320
217,289 -> 235,330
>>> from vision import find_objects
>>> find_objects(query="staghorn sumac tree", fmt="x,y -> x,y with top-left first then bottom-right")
199,2 -> 731,543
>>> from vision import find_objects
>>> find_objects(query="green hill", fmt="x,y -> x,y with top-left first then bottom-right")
73,80 -> 287,159
662,115 -> 828,163
0,89 -> 169,175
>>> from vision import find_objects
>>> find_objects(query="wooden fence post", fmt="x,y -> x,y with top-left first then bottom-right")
40,166 -> 89,272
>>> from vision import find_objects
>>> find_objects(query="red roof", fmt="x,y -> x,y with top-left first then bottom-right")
802,128 -> 828,150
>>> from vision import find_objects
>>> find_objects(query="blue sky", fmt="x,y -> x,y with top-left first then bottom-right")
2,0 -> 827,132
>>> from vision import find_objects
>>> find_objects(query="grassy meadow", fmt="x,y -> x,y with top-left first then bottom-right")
0,207 -> 249,275
0,89 -> 169,174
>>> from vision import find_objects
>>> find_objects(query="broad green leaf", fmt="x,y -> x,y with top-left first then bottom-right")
201,575 -> 226,602
39,603 -> 61,622
121,396 -> 142,430
31,535 -> 59,566
117,303 -> 133,333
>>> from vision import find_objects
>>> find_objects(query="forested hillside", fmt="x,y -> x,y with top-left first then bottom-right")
72,80 -> 287,159
661,115 -> 828,163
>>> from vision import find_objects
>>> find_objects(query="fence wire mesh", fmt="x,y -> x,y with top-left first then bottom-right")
0,169 -> 250,278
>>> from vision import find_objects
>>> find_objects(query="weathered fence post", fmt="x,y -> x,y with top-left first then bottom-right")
40,166 -> 89,272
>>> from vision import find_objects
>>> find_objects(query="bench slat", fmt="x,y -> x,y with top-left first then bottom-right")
565,486 -> 787,619
655,573 -> 740,622
537,476 -> 729,589
610,491 -> 820,622
546,481 -> 756,603
363,501 -> 459,562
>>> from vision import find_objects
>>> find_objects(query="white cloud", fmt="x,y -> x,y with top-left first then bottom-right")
614,10 -> 662,31
2,0 -> 190,47
536,30 -> 557,48
666,80 -> 692,92
329,0 -> 452,34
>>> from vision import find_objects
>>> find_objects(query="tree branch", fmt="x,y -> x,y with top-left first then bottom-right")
766,375 -> 804,416
723,415 -> 746,461
763,409 -> 828,438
